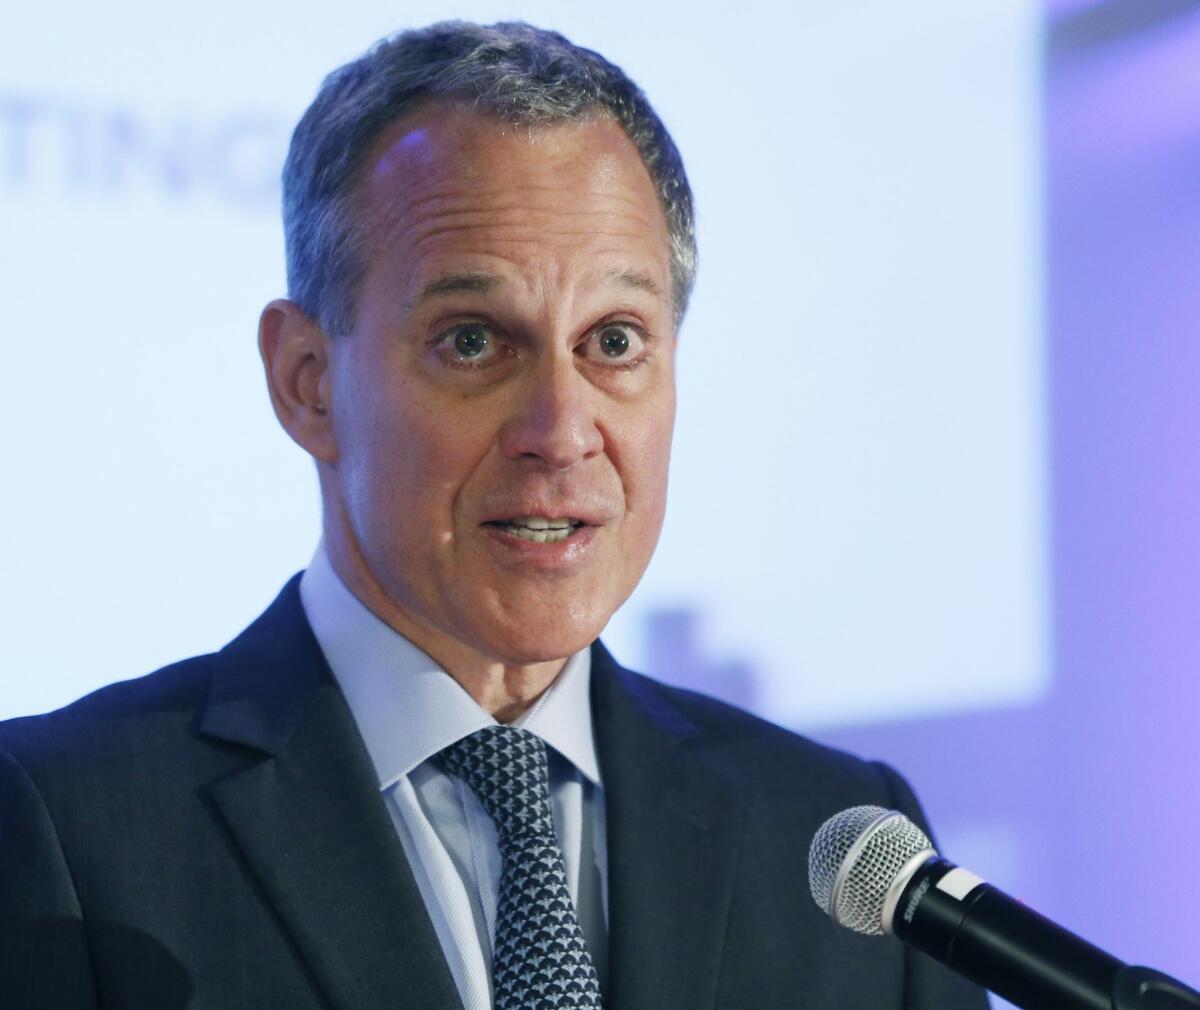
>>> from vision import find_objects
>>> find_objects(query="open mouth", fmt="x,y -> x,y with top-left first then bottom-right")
484,515 -> 586,544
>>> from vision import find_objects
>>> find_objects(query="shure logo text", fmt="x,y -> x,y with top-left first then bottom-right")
903,877 -> 931,923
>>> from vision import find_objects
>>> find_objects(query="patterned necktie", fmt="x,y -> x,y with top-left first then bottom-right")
439,725 -> 603,1010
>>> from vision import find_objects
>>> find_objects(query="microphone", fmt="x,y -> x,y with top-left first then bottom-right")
807,806 -> 1200,1010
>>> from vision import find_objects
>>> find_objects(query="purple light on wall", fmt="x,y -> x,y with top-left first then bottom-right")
817,1 -> 1200,993
1047,0 -> 1200,982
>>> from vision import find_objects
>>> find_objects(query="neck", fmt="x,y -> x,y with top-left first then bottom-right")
321,522 -> 566,723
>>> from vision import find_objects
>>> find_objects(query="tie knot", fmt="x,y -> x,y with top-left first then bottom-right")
439,726 -> 555,841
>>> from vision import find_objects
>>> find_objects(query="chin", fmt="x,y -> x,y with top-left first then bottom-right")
472,610 -> 607,667
443,574 -> 625,666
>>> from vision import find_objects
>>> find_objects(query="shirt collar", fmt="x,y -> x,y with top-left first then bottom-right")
298,542 -> 601,792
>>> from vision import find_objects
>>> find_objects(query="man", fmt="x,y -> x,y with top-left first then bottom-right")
0,21 -> 988,1010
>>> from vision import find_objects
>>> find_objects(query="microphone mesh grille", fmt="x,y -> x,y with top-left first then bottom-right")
808,805 -> 932,936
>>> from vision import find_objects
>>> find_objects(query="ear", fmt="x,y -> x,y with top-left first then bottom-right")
258,299 -> 337,464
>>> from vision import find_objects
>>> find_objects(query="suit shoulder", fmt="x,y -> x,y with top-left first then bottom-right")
0,652 -> 218,775
626,670 -> 899,800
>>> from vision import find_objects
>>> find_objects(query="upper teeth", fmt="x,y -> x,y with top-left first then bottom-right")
509,516 -> 578,530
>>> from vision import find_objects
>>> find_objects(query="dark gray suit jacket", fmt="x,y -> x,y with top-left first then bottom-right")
0,577 -> 989,1009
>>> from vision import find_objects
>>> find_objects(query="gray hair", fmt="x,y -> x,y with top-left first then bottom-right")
282,20 -> 696,336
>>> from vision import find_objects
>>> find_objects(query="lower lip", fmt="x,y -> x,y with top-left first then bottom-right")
479,524 -> 601,568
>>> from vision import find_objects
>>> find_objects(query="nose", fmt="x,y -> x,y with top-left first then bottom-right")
499,356 -> 604,469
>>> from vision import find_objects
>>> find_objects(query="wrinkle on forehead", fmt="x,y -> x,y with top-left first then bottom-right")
355,104 -> 672,315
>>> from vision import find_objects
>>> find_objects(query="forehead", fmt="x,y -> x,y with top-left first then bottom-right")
353,102 -> 672,302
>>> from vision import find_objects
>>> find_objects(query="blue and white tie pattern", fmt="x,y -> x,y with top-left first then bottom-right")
440,726 -> 603,1010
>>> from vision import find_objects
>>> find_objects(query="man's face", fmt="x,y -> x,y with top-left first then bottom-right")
324,103 -> 676,667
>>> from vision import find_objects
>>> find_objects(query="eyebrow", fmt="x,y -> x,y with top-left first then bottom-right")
605,268 -> 664,300
414,272 -> 503,304
412,267 -> 664,307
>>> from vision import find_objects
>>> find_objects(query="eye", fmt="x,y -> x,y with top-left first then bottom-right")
599,327 -> 631,357
582,323 -> 648,367
432,321 -> 512,370
451,323 -> 491,359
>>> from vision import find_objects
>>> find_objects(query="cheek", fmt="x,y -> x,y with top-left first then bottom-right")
331,360 -> 431,536
335,381 -> 497,550
606,404 -> 674,586
626,395 -> 676,513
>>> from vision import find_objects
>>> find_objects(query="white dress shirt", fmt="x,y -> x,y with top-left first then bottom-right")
299,544 -> 608,1010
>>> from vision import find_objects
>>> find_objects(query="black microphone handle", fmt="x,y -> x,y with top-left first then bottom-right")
890,858 -> 1200,1010
892,856 -> 1123,1010
1112,967 -> 1200,1010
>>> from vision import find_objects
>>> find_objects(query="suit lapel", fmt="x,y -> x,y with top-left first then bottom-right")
199,578 -> 461,1010
591,643 -> 744,1010
195,580 -> 742,1010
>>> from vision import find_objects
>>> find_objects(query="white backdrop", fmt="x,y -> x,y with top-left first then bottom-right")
0,0 -> 1044,730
